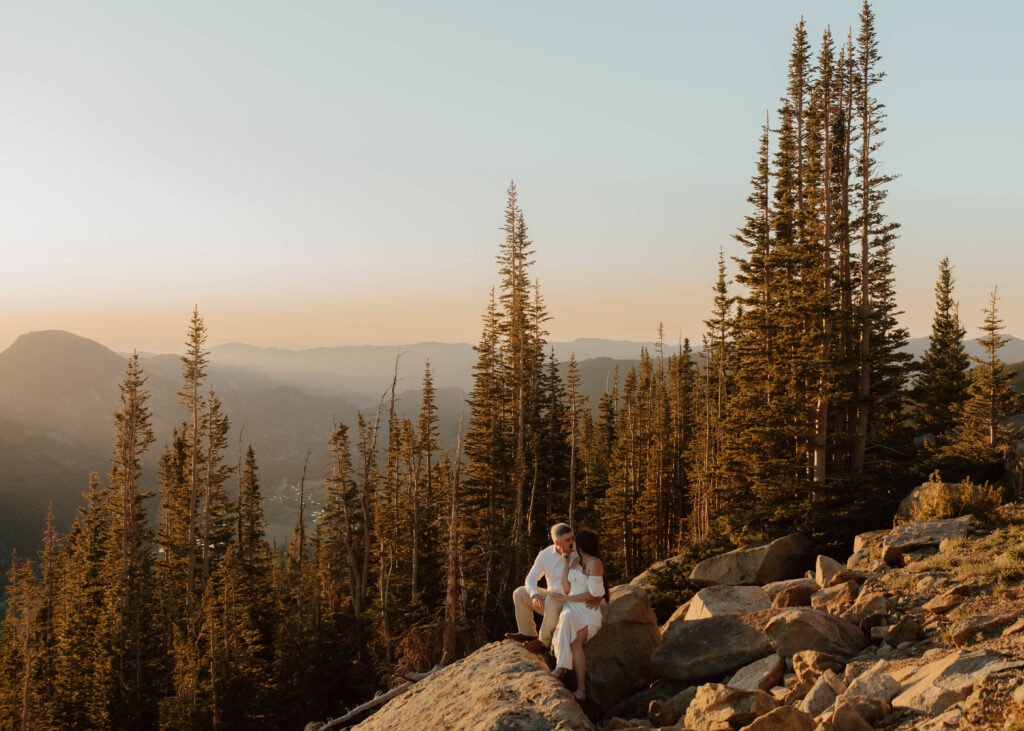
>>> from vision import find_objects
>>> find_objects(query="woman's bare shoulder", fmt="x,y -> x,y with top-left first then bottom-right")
586,558 -> 604,576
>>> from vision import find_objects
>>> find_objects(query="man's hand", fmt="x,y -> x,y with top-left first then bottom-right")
585,596 -> 602,610
531,595 -> 544,613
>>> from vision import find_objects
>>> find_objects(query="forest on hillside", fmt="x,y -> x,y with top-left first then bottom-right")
2,3 -> 1023,729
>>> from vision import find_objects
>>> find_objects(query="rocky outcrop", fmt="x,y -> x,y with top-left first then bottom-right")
881,515 -> 974,566
583,585 -> 661,711
764,608 -> 867,659
684,585 -> 772,620
892,649 -> 1024,714
649,610 -> 776,684
689,533 -> 815,587
353,641 -> 592,730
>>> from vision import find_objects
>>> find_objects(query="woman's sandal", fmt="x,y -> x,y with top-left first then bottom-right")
573,688 -> 586,701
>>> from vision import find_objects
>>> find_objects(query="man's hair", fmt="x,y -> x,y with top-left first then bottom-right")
550,523 -> 572,541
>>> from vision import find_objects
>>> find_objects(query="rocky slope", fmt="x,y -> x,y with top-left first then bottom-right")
325,504 -> 1024,730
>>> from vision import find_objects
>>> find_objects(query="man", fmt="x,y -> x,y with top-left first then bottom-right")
507,523 -> 601,653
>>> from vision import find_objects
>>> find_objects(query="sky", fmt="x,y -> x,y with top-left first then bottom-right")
1,0 -> 1021,353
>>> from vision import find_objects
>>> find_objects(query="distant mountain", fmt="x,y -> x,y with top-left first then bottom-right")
0,331 -> 644,573
205,338 -> 659,395
903,335 -> 1024,362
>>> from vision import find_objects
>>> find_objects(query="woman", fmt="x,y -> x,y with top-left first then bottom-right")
547,529 -> 608,701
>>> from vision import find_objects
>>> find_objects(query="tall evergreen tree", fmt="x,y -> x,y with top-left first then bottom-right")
945,288 -> 1023,463
911,258 -> 970,439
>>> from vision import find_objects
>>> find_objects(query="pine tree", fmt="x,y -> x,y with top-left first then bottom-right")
912,258 -> 970,439
945,288 -> 1023,463
178,307 -> 210,618
851,0 -> 903,469
0,554 -> 43,730
102,353 -> 158,727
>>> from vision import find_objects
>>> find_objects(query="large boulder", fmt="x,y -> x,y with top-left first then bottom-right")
353,641 -> 592,730
892,649 -> 1024,715
685,585 -> 772,620
683,684 -> 777,731
649,610 -> 777,685
689,533 -> 815,587
764,608 -> 866,659
584,584 -> 661,711
881,515 -> 974,566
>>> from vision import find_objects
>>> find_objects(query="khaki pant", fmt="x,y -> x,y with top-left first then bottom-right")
513,586 -> 564,647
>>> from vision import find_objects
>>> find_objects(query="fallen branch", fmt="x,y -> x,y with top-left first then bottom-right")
313,665 -> 442,730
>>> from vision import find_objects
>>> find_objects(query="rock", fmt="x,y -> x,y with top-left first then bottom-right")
765,608 -> 867,659
685,585 -> 772,620
689,533 -> 815,587
891,649 -> 1024,715
647,685 -> 697,727
1002,616 -> 1024,637
737,704 -> 816,730
584,584 -> 662,710
830,699 -> 873,731
815,555 -> 847,588
922,592 -> 965,614
762,577 -> 818,600
772,583 -> 819,608
884,616 -> 921,645
728,655 -> 786,691
949,612 -> 1020,647
915,707 -> 965,731
836,694 -> 891,723
797,669 -> 845,716
1014,681 -> 1024,705
353,641 -> 593,730
880,515 -> 973,566
842,660 -> 901,702
847,530 -> 888,570
826,569 -> 865,588
649,610 -> 777,685
841,591 -> 891,629
792,650 -> 845,685
603,680 -> 689,722
683,684 -> 777,731
768,686 -> 788,702
659,599 -> 691,635
810,581 -> 858,615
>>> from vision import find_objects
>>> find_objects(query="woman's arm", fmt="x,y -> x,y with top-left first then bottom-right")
560,554 -> 572,594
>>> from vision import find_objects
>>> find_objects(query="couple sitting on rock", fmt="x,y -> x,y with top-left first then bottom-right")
505,523 -> 609,701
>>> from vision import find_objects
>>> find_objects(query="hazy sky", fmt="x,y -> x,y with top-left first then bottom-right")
1,1 -> 1021,353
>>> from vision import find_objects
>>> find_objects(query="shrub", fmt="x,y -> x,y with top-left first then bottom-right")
910,472 -> 1003,523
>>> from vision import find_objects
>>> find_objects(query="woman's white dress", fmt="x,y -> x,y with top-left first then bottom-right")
552,566 -> 604,671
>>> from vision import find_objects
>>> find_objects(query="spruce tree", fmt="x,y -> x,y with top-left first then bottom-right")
945,288 -> 1023,463
912,257 -> 970,439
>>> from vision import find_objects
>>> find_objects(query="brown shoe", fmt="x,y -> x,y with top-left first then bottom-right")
504,632 -> 536,643
522,639 -> 546,654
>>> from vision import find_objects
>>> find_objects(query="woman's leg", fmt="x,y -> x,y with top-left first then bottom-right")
570,626 -> 588,698
552,610 -> 573,673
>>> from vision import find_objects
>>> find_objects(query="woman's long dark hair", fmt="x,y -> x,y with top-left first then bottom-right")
574,529 -> 609,602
